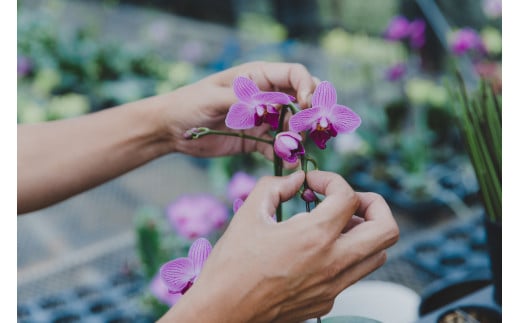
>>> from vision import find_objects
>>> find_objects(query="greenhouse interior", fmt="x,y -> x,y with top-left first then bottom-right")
17,0 -> 503,322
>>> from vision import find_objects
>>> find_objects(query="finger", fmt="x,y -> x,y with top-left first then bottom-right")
305,170 -> 359,235
341,215 -> 365,233
333,193 -> 399,265
240,171 -> 305,221
329,250 -> 388,298
255,62 -> 316,109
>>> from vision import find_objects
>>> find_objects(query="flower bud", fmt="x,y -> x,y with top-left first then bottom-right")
301,188 -> 318,203
274,131 -> 305,163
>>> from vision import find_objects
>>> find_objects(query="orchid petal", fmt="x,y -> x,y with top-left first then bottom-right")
233,76 -> 259,102
188,238 -> 212,273
253,92 -> 292,105
289,107 -> 322,132
160,258 -> 195,293
329,105 -> 362,133
232,198 -> 244,213
225,102 -> 256,129
312,81 -> 337,109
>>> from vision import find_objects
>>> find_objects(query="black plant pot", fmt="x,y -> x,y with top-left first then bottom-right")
484,218 -> 502,306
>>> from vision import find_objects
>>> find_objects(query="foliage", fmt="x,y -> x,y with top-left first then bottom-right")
450,74 -> 502,223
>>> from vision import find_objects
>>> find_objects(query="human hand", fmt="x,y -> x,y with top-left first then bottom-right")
160,170 -> 399,323
159,61 -> 317,158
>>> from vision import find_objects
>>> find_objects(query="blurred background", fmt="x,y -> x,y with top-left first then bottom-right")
17,0 -> 502,322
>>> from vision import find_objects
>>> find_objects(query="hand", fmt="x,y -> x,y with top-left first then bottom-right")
160,61 -> 318,158
161,170 -> 399,323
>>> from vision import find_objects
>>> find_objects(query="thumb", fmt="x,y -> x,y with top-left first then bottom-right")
242,171 -> 305,220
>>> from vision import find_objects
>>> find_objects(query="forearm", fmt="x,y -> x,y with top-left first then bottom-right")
17,93 -> 176,214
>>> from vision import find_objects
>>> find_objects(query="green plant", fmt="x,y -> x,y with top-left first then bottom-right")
451,72 -> 501,223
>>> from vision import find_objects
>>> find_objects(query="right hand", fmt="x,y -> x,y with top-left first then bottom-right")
160,170 -> 399,322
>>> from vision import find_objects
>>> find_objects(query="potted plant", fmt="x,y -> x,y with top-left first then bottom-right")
451,71 -> 501,305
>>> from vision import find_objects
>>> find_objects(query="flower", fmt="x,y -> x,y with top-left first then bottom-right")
384,16 -> 410,40
225,76 -> 295,130
482,0 -> 501,18
232,198 -> 244,213
301,188 -> 318,203
289,81 -> 361,149
384,16 -> 426,49
160,238 -> 212,303
17,55 -> 32,77
273,131 -> 305,163
227,171 -> 257,203
385,63 -> 406,82
449,28 -> 487,56
149,273 -> 182,306
167,194 -> 229,240
408,19 -> 426,49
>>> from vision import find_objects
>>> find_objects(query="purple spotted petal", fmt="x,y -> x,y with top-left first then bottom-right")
160,257 -> 196,293
289,107 -> 322,132
188,238 -> 212,273
225,102 -> 256,129
329,105 -> 362,133
312,81 -> 337,109
233,76 -> 260,102
253,92 -> 292,105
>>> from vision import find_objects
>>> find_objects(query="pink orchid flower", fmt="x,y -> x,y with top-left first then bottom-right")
450,28 -> 487,56
160,238 -> 212,299
167,194 -> 229,240
384,16 -> 410,40
232,198 -> 244,213
227,171 -> 257,203
408,19 -> 426,49
289,81 -> 361,149
225,76 -> 295,130
149,273 -> 182,306
273,131 -> 305,163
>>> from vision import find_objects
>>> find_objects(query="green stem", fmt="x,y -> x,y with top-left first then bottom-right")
186,127 -> 273,145
274,108 -> 288,222
286,102 -> 301,114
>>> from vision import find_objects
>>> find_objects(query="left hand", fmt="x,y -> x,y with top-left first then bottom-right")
157,61 -> 318,158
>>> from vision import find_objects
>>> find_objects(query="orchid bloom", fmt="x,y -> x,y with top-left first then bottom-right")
408,19 -> 426,49
384,16 -> 410,40
273,131 -> 305,163
227,171 -> 257,203
167,194 -> 229,240
385,63 -> 406,82
450,28 -> 487,56
225,76 -> 295,130
160,238 -> 212,299
232,198 -> 244,213
149,273 -> 182,306
289,81 -> 361,149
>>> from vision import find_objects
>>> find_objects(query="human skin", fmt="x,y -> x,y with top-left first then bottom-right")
17,61 -> 317,214
17,60 -> 399,321
159,170 -> 399,322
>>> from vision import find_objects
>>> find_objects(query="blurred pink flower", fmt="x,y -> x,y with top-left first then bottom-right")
289,81 -> 361,149
385,63 -> 407,82
225,76 -> 295,130
167,194 -> 229,239
408,19 -> 426,49
482,0 -> 501,18
274,131 -> 305,163
149,273 -> 182,306
160,238 -> 212,303
384,16 -> 410,40
17,56 -> 32,77
232,198 -> 244,213
227,171 -> 257,203
450,28 -> 487,56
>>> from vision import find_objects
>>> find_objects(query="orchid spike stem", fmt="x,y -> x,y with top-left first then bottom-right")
285,102 -> 301,114
185,127 -> 273,145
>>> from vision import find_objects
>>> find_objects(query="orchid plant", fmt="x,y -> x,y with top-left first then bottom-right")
151,76 -> 361,321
